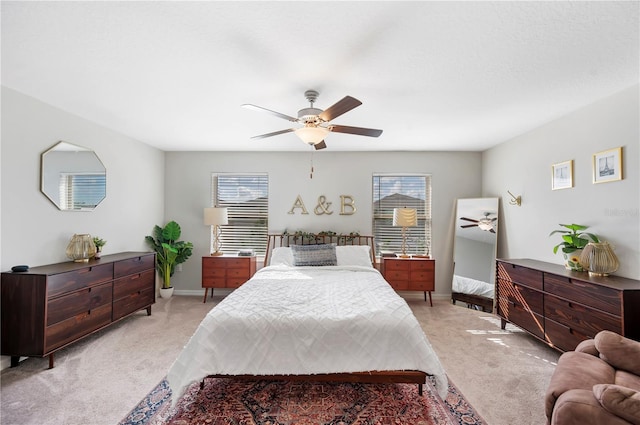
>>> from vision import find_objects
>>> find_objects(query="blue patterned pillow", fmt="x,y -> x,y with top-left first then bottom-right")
291,244 -> 337,267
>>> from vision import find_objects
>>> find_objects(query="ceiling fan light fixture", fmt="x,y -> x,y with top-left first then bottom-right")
295,126 -> 329,146
478,222 -> 493,231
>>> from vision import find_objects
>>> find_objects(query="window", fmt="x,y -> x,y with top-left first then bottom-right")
59,173 -> 106,210
372,174 -> 432,256
211,173 -> 269,255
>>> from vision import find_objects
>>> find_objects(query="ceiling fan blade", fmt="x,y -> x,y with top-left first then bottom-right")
242,104 -> 298,122
330,125 -> 383,137
314,141 -> 327,150
319,96 -> 362,122
461,224 -> 478,228
460,217 -> 480,223
489,228 -> 496,233
250,128 -> 295,140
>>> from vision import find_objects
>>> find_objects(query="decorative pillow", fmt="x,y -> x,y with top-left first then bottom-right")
336,245 -> 372,267
593,384 -> 640,425
595,330 -> 640,375
291,244 -> 337,267
269,247 -> 294,266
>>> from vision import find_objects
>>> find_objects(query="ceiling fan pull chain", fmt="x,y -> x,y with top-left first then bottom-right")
310,148 -> 314,179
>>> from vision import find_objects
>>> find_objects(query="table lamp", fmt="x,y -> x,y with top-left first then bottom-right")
204,207 -> 228,256
393,207 -> 417,258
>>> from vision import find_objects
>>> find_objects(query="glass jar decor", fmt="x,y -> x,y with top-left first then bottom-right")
579,242 -> 620,277
66,234 -> 97,262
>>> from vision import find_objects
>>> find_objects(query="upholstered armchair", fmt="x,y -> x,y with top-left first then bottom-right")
545,330 -> 640,425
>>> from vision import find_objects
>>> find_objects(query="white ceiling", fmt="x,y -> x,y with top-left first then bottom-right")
2,1 -> 638,152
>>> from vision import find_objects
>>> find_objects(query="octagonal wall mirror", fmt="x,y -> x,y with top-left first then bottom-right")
41,141 -> 106,211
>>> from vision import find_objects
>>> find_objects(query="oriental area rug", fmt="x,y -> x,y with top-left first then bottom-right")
119,376 -> 486,425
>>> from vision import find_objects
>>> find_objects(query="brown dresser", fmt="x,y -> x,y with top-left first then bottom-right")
382,257 -> 435,306
1,252 -> 155,368
202,255 -> 257,302
496,258 -> 640,352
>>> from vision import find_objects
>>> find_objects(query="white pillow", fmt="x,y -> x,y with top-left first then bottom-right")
269,247 -> 294,266
336,245 -> 372,267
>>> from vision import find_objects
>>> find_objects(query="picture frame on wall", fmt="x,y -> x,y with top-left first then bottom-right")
592,147 -> 623,184
551,160 -> 573,190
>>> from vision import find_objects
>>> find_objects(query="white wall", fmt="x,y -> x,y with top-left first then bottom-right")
483,85 -> 639,279
164,150 -> 483,295
0,86 -> 165,273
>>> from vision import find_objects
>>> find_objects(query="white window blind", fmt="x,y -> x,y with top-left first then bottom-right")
211,173 -> 269,255
372,174 -> 432,256
59,173 -> 106,210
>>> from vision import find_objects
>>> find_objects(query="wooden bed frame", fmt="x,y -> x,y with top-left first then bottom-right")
451,291 -> 494,312
201,232 -> 428,395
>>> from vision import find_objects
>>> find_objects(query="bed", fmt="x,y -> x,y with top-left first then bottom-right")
451,274 -> 495,312
167,233 -> 448,405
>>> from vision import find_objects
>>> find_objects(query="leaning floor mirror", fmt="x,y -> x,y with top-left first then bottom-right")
451,198 -> 499,312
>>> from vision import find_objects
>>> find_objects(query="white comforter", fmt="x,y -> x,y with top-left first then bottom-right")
452,274 -> 495,298
167,265 -> 448,404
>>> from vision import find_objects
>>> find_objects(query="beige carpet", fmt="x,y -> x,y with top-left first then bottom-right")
0,294 -> 560,425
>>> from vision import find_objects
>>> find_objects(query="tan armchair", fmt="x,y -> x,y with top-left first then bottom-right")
545,331 -> 640,425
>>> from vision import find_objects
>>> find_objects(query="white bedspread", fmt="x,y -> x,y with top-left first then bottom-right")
452,274 -> 495,298
167,265 -> 448,404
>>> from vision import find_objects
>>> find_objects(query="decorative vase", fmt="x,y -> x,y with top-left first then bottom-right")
159,287 -> 174,299
562,249 -> 585,271
94,250 -> 101,259
579,242 -> 620,276
65,234 -> 96,262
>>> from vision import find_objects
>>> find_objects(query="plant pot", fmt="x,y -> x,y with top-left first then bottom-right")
159,287 -> 174,299
562,249 -> 585,271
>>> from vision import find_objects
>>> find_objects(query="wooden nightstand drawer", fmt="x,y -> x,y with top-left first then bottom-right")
410,260 -> 434,271
384,260 -> 410,271
203,267 -> 226,278
386,270 -> 409,281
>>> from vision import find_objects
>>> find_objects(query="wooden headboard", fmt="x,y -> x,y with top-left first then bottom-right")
264,233 -> 376,267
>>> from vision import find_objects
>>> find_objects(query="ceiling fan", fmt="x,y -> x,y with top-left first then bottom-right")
460,213 -> 497,233
242,90 -> 383,150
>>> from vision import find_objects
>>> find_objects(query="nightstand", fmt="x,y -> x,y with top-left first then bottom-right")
202,255 -> 257,303
382,257 -> 435,306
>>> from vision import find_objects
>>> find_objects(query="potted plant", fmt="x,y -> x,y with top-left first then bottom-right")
549,223 -> 599,271
145,221 -> 193,298
92,237 -> 106,259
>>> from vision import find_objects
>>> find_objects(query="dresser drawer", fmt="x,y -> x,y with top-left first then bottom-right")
227,268 -> 250,279
203,267 -> 226,278
387,280 -> 410,291
384,260 -> 410,271
47,263 -> 113,299
113,269 -> 154,301
408,280 -> 433,291
223,258 -> 252,269
226,277 -> 248,288
113,288 -> 154,321
113,254 -> 154,278
545,317 -> 591,352
497,262 -> 543,290
497,278 -> 543,312
47,282 -> 112,326
497,299 -> 545,339
544,294 -> 621,337
45,303 -> 112,352
544,274 -> 621,315
385,270 -> 409,281
202,276 -> 226,288
410,260 -> 434,271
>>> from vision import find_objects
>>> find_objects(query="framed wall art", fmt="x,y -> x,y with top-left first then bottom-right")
592,147 -> 622,184
551,160 -> 573,190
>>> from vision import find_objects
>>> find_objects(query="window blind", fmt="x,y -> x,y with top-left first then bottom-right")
211,173 -> 269,255
372,174 -> 432,256
59,173 -> 106,210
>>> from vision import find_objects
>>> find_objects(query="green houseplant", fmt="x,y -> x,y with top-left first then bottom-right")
145,221 -> 193,294
549,223 -> 599,271
92,237 -> 106,258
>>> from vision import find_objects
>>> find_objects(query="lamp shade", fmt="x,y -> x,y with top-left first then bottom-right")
294,126 -> 329,145
393,208 -> 417,227
204,207 -> 228,226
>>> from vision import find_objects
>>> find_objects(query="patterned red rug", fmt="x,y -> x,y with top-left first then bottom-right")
120,376 -> 486,425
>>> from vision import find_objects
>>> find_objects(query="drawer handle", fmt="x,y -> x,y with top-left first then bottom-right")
131,274 -> 140,280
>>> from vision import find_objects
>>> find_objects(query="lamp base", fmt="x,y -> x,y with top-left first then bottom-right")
397,254 -> 411,259
210,251 -> 224,256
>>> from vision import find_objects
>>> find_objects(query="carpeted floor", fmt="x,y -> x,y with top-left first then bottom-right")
119,375 -> 485,425
0,295 -> 560,425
